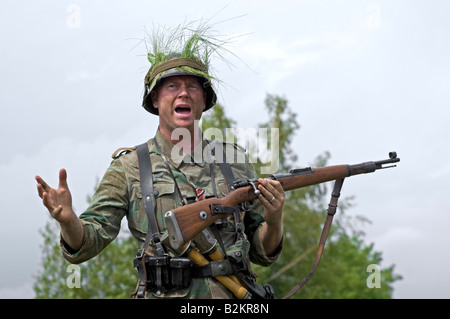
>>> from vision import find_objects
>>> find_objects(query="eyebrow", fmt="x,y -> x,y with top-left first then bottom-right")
165,78 -> 202,86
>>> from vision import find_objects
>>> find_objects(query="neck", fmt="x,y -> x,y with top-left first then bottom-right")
158,125 -> 202,153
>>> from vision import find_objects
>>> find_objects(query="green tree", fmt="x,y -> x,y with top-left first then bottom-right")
201,103 -> 237,135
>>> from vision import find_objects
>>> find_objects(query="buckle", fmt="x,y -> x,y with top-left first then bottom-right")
263,284 -> 275,299
136,248 -> 144,259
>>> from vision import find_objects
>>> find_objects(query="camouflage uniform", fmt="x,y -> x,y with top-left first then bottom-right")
61,129 -> 282,298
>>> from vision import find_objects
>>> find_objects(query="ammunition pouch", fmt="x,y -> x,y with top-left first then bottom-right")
134,252 -> 238,296
134,254 -> 194,293
170,257 -> 195,289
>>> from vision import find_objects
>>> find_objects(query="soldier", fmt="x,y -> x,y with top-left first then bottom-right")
35,26 -> 284,299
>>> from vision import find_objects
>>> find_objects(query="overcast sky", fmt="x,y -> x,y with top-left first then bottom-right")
1,0 -> 449,299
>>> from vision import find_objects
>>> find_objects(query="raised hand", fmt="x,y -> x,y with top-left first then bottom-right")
36,169 -> 83,251
36,168 -> 74,223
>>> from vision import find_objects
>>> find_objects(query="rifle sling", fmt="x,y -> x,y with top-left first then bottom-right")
282,178 -> 345,299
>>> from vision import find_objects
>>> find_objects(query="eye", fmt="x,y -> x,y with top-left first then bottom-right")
187,82 -> 201,91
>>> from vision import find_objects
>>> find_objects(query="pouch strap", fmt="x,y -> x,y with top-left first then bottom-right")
136,142 -> 164,255
192,259 -> 234,278
135,142 -> 163,299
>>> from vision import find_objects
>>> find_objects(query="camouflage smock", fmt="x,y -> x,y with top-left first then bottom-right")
60,129 -> 282,298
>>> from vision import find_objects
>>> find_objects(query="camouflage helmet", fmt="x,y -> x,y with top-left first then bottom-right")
142,56 -> 217,115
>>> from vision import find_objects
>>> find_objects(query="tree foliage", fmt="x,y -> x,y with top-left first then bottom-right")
34,94 -> 402,299
34,218 -> 138,299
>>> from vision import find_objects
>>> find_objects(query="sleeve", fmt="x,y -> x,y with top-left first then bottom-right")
248,223 -> 283,266
243,184 -> 283,267
60,158 -> 129,264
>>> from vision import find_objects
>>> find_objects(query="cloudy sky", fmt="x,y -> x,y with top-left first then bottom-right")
1,0 -> 449,299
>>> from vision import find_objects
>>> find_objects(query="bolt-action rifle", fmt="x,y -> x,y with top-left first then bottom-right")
165,152 -> 400,251
164,151 -> 400,298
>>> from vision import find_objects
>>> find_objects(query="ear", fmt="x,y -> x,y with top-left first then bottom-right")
202,91 -> 207,110
151,90 -> 159,109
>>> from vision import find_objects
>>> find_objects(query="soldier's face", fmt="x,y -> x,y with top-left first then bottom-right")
152,75 -> 206,136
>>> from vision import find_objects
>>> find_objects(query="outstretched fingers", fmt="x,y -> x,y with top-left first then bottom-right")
35,175 -> 48,199
35,170 -> 66,213
58,168 -> 68,189
36,169 -> 74,225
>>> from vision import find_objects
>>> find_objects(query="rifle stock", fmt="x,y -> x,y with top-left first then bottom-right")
165,152 -> 400,250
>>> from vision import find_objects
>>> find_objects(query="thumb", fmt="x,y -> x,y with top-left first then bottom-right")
58,168 -> 69,189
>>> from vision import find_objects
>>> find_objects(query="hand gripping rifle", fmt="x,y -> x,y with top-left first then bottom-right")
164,152 -> 400,297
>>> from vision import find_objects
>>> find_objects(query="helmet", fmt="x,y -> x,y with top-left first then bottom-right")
142,57 -> 217,115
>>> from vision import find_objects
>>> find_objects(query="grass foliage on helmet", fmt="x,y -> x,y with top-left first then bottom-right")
142,20 -> 237,115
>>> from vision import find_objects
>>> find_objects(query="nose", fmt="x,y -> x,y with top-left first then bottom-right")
178,85 -> 189,98
178,84 -> 188,96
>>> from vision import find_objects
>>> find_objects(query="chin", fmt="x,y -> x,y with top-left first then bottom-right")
173,119 -> 195,130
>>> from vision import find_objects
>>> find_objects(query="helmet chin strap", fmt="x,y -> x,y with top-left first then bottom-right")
144,58 -> 208,87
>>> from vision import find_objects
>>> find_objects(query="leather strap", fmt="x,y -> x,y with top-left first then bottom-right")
192,259 -> 234,278
282,178 -> 345,299
134,142 -> 163,298
218,153 -> 235,191
218,148 -> 245,239
136,142 -> 164,253
205,139 -> 236,192
153,139 -> 186,206
145,58 -> 208,85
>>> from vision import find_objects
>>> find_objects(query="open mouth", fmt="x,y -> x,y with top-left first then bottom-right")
175,105 -> 192,115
